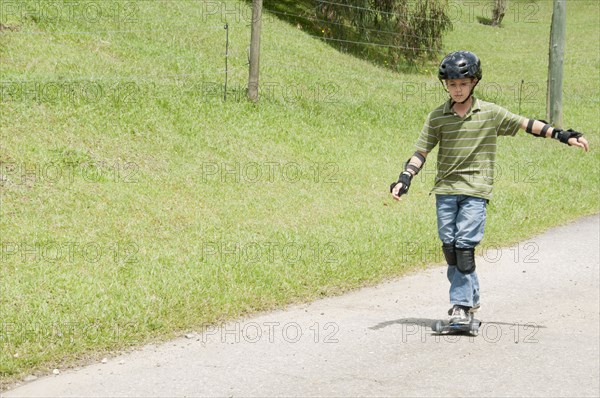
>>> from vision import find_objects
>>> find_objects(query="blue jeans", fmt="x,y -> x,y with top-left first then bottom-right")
436,194 -> 487,308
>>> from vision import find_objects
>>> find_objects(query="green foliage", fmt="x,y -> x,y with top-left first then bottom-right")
314,0 -> 453,67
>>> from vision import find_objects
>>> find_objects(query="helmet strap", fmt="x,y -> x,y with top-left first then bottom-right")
460,78 -> 479,104
458,91 -> 473,104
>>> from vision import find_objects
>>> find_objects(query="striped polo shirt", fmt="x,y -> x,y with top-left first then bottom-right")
415,97 -> 524,200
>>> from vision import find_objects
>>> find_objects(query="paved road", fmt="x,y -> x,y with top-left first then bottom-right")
3,215 -> 599,397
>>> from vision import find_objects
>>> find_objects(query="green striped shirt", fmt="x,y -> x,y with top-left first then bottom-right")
415,97 -> 524,200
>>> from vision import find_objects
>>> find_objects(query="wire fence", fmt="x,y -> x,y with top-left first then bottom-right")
0,1 -> 549,103
0,21 -> 240,88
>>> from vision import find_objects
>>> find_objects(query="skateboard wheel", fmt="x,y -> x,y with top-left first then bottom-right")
432,320 -> 443,333
469,321 -> 480,334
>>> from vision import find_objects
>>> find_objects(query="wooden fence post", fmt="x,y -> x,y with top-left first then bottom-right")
248,0 -> 263,102
546,0 -> 566,127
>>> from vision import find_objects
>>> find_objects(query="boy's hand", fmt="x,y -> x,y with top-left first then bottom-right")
390,171 -> 412,201
568,135 -> 590,152
553,128 -> 589,152
390,182 -> 406,201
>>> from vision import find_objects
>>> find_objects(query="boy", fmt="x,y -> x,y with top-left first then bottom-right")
390,51 -> 589,324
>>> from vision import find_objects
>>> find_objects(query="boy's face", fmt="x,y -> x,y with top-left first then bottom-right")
445,78 -> 478,103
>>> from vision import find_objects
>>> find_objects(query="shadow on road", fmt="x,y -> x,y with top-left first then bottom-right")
369,318 -> 547,330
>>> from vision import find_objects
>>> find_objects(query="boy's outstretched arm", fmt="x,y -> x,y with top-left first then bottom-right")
520,118 -> 590,152
390,151 -> 429,201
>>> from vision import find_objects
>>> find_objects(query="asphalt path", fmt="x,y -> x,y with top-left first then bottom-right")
3,215 -> 599,397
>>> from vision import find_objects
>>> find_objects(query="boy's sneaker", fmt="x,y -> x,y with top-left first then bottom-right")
448,305 -> 470,324
470,303 -> 481,314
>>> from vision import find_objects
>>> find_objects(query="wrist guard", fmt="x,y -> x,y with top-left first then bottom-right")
390,171 -> 412,197
551,128 -> 584,145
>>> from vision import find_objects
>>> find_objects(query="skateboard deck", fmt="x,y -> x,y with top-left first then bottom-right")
431,319 -> 481,336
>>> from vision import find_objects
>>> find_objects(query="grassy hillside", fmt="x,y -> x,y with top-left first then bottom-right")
1,0 -> 598,386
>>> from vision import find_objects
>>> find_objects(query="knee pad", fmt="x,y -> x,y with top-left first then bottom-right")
456,247 -> 476,274
442,243 -> 456,266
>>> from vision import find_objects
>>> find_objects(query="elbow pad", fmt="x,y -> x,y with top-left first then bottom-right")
404,151 -> 427,175
525,119 -> 551,138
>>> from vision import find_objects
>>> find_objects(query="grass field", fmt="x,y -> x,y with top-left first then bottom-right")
1,0 -> 598,386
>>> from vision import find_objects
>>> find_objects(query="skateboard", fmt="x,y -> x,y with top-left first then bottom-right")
431,318 -> 481,336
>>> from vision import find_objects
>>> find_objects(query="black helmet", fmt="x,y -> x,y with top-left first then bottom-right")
438,51 -> 482,81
